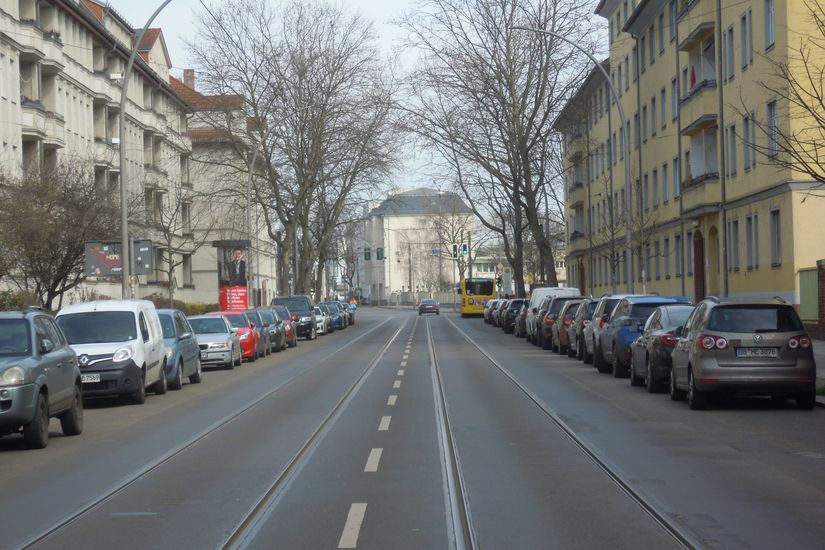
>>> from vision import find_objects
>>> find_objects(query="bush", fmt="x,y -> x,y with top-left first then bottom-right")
140,293 -> 219,316
0,290 -> 42,311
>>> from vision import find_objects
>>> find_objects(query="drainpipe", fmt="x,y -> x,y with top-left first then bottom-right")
716,0 -> 730,297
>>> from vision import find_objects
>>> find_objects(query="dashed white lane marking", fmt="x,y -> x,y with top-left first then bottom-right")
378,416 -> 392,431
338,503 -> 368,549
400,361 -> 407,367
387,395 -> 397,406
393,380 -> 402,389
364,448 -> 383,472
397,369 -> 405,376
402,354 -> 409,360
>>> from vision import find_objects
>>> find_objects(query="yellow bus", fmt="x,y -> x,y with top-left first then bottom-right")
460,278 -> 496,317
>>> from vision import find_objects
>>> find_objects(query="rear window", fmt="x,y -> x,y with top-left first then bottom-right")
549,298 -> 574,315
189,317 -> 229,334
586,301 -> 598,316
272,306 -> 290,320
258,310 -> 275,324
57,311 -> 137,344
271,296 -> 311,313
629,304 -> 670,319
0,319 -> 31,356
508,300 -> 525,309
421,299 -> 437,305
223,314 -> 248,329
707,305 -> 803,333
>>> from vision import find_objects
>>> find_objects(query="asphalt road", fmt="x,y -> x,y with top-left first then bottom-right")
2,308 -> 824,549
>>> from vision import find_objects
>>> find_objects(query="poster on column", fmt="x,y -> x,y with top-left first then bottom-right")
213,239 -> 251,310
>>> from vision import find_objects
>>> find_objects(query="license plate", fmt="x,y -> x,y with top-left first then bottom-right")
736,347 -> 779,358
81,373 -> 100,383
200,352 -> 208,360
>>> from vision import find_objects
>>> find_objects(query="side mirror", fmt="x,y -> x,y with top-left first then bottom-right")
40,338 -> 55,354
179,332 -> 192,340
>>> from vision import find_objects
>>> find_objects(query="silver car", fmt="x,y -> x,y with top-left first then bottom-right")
670,297 -> 817,410
188,315 -> 241,370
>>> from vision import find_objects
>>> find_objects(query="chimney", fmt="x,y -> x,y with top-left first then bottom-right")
183,69 -> 195,89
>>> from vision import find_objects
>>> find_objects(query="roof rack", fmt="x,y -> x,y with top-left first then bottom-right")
705,296 -> 720,303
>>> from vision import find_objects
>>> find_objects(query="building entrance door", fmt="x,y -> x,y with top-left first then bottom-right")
693,230 -> 706,301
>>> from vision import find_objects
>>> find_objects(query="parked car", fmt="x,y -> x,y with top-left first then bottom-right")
484,300 -> 500,324
187,315 -> 241,369
418,298 -> 440,315
532,297 -> 552,347
257,308 -> 286,352
670,297 -> 817,410
525,287 -> 581,345
569,299 -> 598,359
322,302 -> 347,330
599,296 -> 691,376
552,299 -> 584,354
314,305 -> 331,335
208,311 -> 259,362
538,295 -> 583,350
157,309 -> 202,390
586,294 -> 644,368
271,305 -> 298,348
501,299 -> 526,334
492,300 -> 509,327
513,304 -> 528,338
0,308 -> 83,449
244,309 -> 271,357
56,300 -> 166,404
629,304 -> 695,392
272,295 -> 316,340
338,302 -> 355,325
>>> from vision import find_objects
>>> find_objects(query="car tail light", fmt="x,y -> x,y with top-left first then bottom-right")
698,334 -> 728,350
291,315 -> 298,321
563,319 -> 572,326
545,318 -> 555,326
660,334 -> 680,348
788,335 -> 811,349
598,319 -> 606,329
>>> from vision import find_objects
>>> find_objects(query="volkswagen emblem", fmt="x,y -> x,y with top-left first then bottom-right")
753,334 -> 762,343
79,354 -> 90,366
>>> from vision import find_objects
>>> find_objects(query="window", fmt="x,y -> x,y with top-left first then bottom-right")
687,231 -> 693,275
625,57 -> 630,90
662,163 -> 669,202
745,215 -> 754,269
632,46 -> 639,81
612,133 -> 617,165
729,219 -> 740,271
642,105 -> 648,142
660,88 -> 666,129
740,11 -> 751,68
658,13 -> 665,52
669,1 -> 676,41
765,0 -> 775,49
619,126 -> 625,160
673,157 -> 681,197
634,113 -> 640,148
753,213 -> 760,268
664,238 -> 671,277
641,37 -> 646,72
727,124 -> 737,176
682,67 -> 688,98
644,173 -> 650,209
651,97 -> 657,136
671,78 -> 678,120
649,25 -> 655,65
747,8 -> 754,64
607,137 -> 613,166
376,247 -> 384,261
652,169 -> 659,207
675,234 -> 683,276
726,26 -> 735,80
767,100 -> 778,157
624,0 -> 629,23
364,247 -> 371,261
749,111 -> 757,168
770,209 -> 781,265
655,241 -> 661,279
743,115 -> 751,169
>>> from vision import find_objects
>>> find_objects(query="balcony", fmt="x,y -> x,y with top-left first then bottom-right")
678,21 -> 715,52
20,99 -> 47,138
679,81 -> 717,137
94,138 -> 119,167
43,111 -> 65,148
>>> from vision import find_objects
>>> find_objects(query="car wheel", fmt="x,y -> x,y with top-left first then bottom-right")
541,331 -> 552,350
576,337 -> 584,360
566,340 -> 575,358
583,339 -> 593,364
132,371 -> 147,405
234,347 -> 242,366
60,385 -> 84,436
645,357 -> 658,393
169,360 -> 184,391
795,389 -> 816,410
612,348 -> 625,378
23,392 -> 49,449
629,354 -> 643,386
669,370 -> 686,401
594,344 -> 610,373
249,348 -> 257,362
153,367 -> 168,395
688,369 -> 708,410
189,360 -> 203,383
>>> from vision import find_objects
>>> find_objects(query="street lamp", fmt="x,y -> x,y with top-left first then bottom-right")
511,25 -> 635,292
119,0 -> 176,298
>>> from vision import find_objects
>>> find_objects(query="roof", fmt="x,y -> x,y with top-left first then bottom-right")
170,77 -> 245,112
136,28 -> 172,68
625,296 -> 691,304
56,299 -> 156,315
369,188 -> 472,217
623,0 -> 668,36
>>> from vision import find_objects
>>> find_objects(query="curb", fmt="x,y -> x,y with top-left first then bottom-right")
816,396 -> 825,409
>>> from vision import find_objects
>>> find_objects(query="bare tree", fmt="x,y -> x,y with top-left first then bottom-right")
0,162 -> 119,310
398,0 -> 597,296
188,0 -> 397,300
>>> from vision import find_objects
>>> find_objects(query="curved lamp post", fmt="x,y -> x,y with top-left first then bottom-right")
512,25 -> 635,292
119,0 -> 176,298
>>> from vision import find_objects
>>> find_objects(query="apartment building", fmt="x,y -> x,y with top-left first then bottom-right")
559,0 -> 825,310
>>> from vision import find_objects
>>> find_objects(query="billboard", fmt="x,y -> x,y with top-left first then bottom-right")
85,240 -> 153,276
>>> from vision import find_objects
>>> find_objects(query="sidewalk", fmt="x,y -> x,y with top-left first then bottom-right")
814,339 -> 825,407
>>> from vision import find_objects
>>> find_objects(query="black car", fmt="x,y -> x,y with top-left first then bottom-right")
271,295 -> 316,340
418,299 -> 440,315
501,299 -> 526,334
629,304 -> 695,392
257,308 -> 286,352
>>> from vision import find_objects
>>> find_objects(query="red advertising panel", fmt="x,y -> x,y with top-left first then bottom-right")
220,286 -> 248,310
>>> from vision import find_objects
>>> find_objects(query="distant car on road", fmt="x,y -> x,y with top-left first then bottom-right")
0,308 -> 83,449
271,295 -> 316,340
271,305 -> 298,348
418,299 -> 440,315
157,309 -> 202,390
188,315 -> 241,369
257,308 -> 286,352
208,311 -> 259,362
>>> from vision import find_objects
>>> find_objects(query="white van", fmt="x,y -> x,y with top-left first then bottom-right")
525,287 -> 582,342
55,300 -> 166,404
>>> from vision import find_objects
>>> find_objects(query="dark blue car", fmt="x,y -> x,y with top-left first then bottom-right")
157,309 -> 202,390
598,296 -> 691,378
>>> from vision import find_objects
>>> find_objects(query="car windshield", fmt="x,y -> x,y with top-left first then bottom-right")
549,298 -> 574,315
319,304 -> 330,314
586,301 -> 598,316
508,300 -> 525,309
271,297 -> 311,314
272,306 -> 290,321
326,303 -> 341,312
421,299 -> 437,305
629,304 -> 670,319
258,310 -> 275,324
158,315 -> 176,338
223,314 -> 248,329
707,305 -> 803,333
189,318 -> 229,334
603,299 -> 621,316
0,319 -> 31,356
57,311 -> 137,344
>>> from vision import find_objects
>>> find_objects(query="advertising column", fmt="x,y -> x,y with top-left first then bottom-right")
217,243 -> 249,310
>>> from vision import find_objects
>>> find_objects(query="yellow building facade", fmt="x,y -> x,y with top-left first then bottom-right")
560,0 -> 825,315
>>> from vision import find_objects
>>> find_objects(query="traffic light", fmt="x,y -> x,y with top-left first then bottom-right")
496,275 -> 503,289
461,242 -> 469,256
451,243 -> 459,259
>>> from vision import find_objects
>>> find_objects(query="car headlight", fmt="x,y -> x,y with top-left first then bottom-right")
209,341 -> 229,349
300,316 -> 311,323
113,345 -> 134,363
239,333 -> 250,341
1,366 -> 25,386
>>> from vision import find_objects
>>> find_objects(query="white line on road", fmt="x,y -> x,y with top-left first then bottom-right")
364,448 -> 383,472
338,503 -> 368,549
398,369 -> 405,376
400,361 -> 407,367
387,395 -> 397,406
378,416 -> 392,431
403,354 -> 409,360
393,380 -> 402,389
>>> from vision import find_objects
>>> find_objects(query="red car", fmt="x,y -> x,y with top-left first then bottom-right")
209,311 -> 260,361
271,305 -> 298,348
